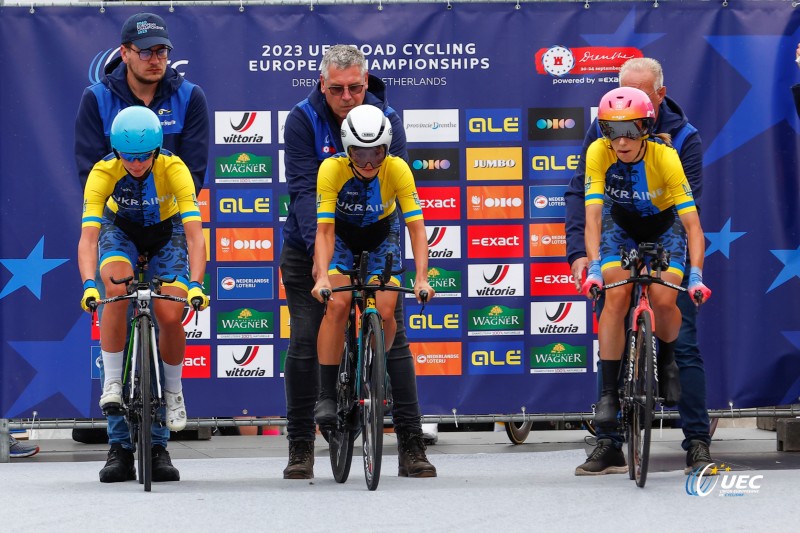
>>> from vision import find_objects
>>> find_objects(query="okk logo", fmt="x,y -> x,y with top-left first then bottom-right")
686,463 -> 763,497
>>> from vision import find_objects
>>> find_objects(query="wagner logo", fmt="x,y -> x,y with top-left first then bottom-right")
183,345 -> 211,379
217,344 -> 273,378
530,263 -> 575,296
217,308 -> 274,339
527,108 -> 585,141
215,153 -> 272,183
466,108 -> 522,142
467,186 -> 524,220
216,228 -> 274,261
217,190 -> 273,223
529,185 -> 567,219
466,147 -> 523,181
468,305 -> 524,336
467,225 -> 524,259
410,225 -> 461,259
468,264 -> 524,297
468,341 -> 524,375
408,148 -> 460,182
411,341 -> 462,376
215,111 -> 271,144
530,343 -> 587,374
407,304 -> 461,339
181,306 -> 211,340
417,187 -> 460,220
406,266 -> 462,298
530,223 -> 567,257
529,147 -> 581,180
531,301 -> 586,335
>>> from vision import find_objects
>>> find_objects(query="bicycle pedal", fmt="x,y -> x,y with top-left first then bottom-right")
101,404 -> 124,416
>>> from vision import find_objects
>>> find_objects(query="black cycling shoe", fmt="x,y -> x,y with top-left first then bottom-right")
658,360 -> 682,407
99,443 -> 135,483
594,393 -> 620,429
313,398 -> 337,427
151,445 -> 180,482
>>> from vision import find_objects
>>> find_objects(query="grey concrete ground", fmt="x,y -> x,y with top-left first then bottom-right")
2,422 -> 798,532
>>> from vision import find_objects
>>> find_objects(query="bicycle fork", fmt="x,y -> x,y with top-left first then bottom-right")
128,314 -> 164,412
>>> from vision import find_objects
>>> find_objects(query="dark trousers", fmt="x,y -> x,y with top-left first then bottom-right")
280,245 -> 422,442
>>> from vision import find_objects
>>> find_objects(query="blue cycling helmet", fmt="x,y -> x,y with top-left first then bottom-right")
110,106 -> 163,157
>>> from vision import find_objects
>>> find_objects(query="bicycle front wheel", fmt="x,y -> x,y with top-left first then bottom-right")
137,316 -> 153,492
628,312 -> 655,488
330,322 -> 358,483
360,312 -> 386,491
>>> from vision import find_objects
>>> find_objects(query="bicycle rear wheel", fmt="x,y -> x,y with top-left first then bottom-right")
628,312 -> 655,488
330,322 -> 358,483
137,316 -> 153,492
360,312 -> 386,491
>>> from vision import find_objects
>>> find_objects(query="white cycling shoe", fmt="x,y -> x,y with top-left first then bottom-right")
164,390 -> 187,431
99,381 -> 123,410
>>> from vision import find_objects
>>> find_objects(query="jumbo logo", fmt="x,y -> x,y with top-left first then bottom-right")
529,146 -> 582,180
466,108 -> 522,142
406,304 -> 461,339
467,342 -> 524,375
466,147 -> 523,181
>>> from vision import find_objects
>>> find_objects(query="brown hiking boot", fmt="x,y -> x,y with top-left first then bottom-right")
283,440 -> 314,479
397,431 -> 437,478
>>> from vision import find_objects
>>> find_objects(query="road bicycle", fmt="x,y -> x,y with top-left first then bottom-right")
90,257 -> 199,491
593,242 -> 702,488
320,251 -> 427,491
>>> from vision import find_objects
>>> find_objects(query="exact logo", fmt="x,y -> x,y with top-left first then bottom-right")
467,225 -> 524,259
183,345 -> 211,379
465,108 -> 522,142
530,263 -> 576,296
417,187 -> 460,220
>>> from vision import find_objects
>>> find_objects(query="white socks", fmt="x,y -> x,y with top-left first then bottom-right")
162,361 -> 184,394
101,350 -> 124,387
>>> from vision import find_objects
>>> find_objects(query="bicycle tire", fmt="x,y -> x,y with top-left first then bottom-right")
330,322 -> 358,483
505,421 -> 533,445
360,312 -> 385,491
629,312 -> 655,488
138,316 -> 153,492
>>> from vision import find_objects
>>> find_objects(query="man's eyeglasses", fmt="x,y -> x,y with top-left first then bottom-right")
119,150 -> 156,163
127,46 -> 170,61
348,145 -> 386,170
598,119 -> 651,141
326,84 -> 365,97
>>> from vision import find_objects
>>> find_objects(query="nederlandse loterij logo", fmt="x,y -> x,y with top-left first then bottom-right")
685,463 -> 763,497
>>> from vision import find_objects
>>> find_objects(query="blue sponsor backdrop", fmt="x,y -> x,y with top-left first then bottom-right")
1,3 -> 800,419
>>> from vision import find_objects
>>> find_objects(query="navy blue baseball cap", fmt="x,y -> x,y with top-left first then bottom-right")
121,13 -> 173,49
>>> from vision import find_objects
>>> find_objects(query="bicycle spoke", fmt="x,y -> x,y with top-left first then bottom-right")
361,312 -> 385,491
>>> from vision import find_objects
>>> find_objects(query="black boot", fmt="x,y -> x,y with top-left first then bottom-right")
283,440 -> 315,479
658,340 -> 681,407
397,431 -> 437,478
594,360 -> 621,429
314,364 -> 339,427
98,443 -> 135,483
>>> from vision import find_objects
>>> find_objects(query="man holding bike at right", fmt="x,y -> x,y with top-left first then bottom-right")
78,106 -> 209,483
579,86 -> 711,474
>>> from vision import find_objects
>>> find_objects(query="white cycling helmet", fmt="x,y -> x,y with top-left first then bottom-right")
341,105 -> 392,169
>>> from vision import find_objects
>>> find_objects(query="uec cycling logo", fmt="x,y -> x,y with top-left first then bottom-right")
686,464 -> 763,497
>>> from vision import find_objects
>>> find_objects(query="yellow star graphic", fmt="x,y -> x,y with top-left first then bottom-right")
710,466 -> 719,475
725,466 -> 732,472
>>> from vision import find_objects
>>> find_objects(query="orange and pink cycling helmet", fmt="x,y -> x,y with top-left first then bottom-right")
597,87 -> 655,141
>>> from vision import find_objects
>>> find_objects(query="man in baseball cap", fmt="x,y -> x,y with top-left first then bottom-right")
120,12 -> 173,49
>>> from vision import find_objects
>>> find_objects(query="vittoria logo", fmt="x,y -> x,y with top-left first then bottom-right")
215,111 -> 271,144
530,301 -> 587,335
411,225 -> 461,259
